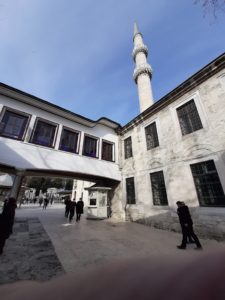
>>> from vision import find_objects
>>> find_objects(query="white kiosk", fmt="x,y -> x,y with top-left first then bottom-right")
85,185 -> 112,219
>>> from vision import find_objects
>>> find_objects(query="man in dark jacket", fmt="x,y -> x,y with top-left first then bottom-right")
69,199 -> 76,222
76,198 -> 84,222
0,197 -> 17,255
176,201 -> 202,250
64,198 -> 71,218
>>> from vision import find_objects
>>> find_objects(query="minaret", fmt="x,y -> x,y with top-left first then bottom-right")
132,23 -> 154,113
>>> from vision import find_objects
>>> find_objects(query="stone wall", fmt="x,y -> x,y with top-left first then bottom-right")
133,207 -> 225,241
120,68 -> 225,240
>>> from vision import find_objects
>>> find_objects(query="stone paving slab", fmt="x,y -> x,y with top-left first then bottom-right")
0,217 -> 64,284
1,205 -> 225,285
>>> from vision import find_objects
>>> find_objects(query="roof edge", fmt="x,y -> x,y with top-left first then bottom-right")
120,52 -> 225,134
0,83 -> 121,130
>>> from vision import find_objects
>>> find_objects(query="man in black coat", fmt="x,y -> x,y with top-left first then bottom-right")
69,199 -> 76,222
64,198 -> 71,218
176,201 -> 202,250
0,197 -> 17,255
76,198 -> 84,222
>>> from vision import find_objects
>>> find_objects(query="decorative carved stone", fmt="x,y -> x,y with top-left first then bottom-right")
132,44 -> 148,61
133,63 -> 153,83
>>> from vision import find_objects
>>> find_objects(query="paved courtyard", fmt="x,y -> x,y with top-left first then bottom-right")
0,203 -> 225,284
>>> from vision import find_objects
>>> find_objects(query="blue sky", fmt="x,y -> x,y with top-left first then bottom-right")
0,0 -> 224,125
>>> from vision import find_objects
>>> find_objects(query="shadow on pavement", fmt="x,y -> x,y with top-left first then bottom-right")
0,217 -> 64,284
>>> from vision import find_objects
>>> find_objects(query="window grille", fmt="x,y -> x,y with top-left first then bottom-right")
177,99 -> 203,135
145,122 -> 159,150
126,177 -> 136,204
124,137 -> 133,159
190,160 -> 225,207
150,171 -> 168,205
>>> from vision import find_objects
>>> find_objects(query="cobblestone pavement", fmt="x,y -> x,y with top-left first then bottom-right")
1,204 -> 225,284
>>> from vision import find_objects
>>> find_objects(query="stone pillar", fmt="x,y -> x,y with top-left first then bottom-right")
71,179 -> 77,200
109,182 -> 125,221
9,169 -> 25,200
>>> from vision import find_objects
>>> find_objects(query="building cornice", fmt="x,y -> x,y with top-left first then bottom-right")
0,83 -> 121,130
120,52 -> 225,134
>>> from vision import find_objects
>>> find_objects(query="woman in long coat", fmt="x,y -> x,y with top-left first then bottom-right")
0,197 -> 17,255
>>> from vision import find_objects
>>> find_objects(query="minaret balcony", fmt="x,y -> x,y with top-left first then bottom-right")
133,63 -> 153,83
132,44 -> 148,61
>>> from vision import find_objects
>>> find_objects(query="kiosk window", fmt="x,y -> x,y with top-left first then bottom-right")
90,199 -> 97,206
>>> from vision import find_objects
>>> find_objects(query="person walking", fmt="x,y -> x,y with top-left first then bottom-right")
69,199 -> 76,222
0,197 -> 17,255
176,201 -> 202,250
50,196 -> 54,205
39,197 -> 43,207
43,197 -> 49,210
179,201 -> 195,244
64,198 -> 71,218
76,198 -> 84,222
33,197 -> 37,205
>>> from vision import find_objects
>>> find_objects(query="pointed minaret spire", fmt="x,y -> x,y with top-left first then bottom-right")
132,23 -> 154,112
133,22 -> 141,39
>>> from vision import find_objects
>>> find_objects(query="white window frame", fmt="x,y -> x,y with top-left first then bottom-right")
30,117 -> 58,148
101,139 -> 115,162
58,126 -> 81,154
0,106 -> 31,141
82,133 -> 100,159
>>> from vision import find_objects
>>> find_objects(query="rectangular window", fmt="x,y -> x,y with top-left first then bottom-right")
150,171 -> 168,205
102,140 -> 114,162
124,137 -> 133,159
90,199 -> 97,206
145,122 -> 159,150
30,119 -> 57,147
0,109 -> 29,140
190,160 -> 225,207
126,177 -> 136,204
83,135 -> 98,158
59,128 -> 79,153
177,99 -> 203,136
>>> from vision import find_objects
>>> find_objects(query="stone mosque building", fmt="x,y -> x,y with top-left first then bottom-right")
0,24 -> 225,239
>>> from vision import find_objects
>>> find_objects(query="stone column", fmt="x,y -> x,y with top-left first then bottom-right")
110,182 -> 125,221
9,169 -> 25,200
